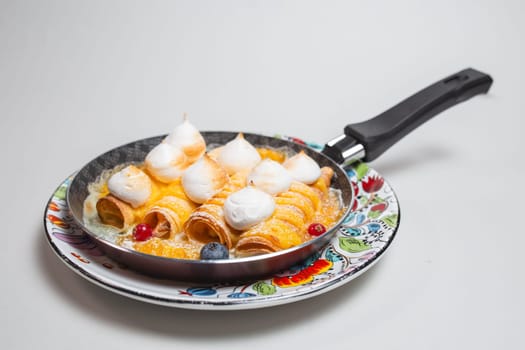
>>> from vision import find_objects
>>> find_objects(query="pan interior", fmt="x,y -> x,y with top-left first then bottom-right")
67,132 -> 353,268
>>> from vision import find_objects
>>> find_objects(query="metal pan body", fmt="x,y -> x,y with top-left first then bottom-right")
67,131 -> 353,283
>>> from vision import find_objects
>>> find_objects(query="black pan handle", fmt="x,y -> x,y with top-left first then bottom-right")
322,68 -> 493,165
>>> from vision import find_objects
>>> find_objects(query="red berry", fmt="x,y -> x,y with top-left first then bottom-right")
133,223 -> 153,241
308,223 -> 327,237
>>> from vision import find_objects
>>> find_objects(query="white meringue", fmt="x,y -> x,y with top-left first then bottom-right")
224,187 -> 275,230
283,151 -> 321,184
182,155 -> 229,204
206,145 -> 224,162
164,116 -> 206,163
145,143 -> 188,183
247,159 -> 292,195
217,133 -> 261,174
107,165 -> 152,208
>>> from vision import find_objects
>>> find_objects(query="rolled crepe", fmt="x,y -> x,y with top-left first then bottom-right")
183,171 -> 247,249
96,195 -> 135,230
311,166 -> 334,195
234,167 -> 334,257
143,195 -> 195,238
96,176 -> 195,237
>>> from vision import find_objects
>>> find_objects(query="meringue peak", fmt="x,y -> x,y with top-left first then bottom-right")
283,150 -> 321,184
247,159 -> 292,195
217,133 -> 261,175
224,186 -> 275,230
164,115 -> 206,163
107,165 -> 152,208
182,154 -> 229,204
145,143 -> 188,183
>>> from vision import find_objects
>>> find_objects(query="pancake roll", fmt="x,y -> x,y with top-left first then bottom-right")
183,170 -> 249,249
234,167 -> 334,256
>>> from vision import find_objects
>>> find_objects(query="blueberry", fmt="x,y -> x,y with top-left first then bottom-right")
200,242 -> 229,260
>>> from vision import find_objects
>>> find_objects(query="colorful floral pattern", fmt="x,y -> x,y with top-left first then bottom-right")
44,140 -> 400,310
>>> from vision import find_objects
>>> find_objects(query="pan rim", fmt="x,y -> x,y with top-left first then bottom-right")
66,131 -> 353,278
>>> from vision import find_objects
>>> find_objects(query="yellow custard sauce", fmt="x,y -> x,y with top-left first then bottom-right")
83,147 -> 343,260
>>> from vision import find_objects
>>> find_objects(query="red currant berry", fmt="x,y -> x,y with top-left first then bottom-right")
308,223 -> 327,237
133,223 -> 153,241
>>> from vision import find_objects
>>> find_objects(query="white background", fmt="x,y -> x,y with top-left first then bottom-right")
2,1 -> 524,349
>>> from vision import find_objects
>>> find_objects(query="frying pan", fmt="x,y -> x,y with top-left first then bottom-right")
67,68 -> 492,283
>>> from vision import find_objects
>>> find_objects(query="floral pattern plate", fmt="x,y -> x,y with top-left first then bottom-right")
44,142 -> 400,310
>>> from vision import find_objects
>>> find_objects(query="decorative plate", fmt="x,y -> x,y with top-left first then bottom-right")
44,142 -> 400,310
